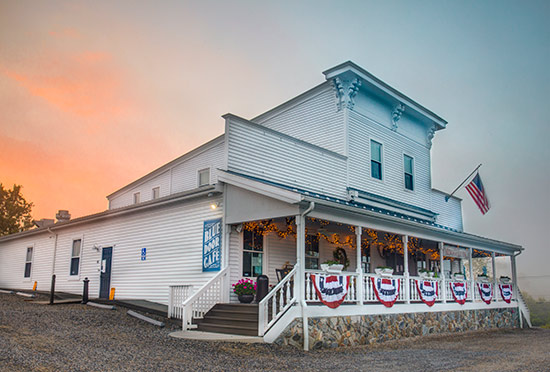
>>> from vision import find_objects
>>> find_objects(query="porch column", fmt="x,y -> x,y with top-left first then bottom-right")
402,235 -> 410,304
439,242 -> 447,303
469,248 -> 475,301
356,226 -> 363,305
295,215 -> 305,303
222,224 -> 231,303
492,252 -> 497,302
511,254 -> 518,300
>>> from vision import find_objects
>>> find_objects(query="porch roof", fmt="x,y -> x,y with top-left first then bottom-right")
219,170 -> 523,256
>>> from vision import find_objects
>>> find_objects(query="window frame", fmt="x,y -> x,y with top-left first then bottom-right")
69,238 -> 83,278
133,192 -> 140,204
242,229 -> 264,278
305,234 -> 320,270
151,186 -> 160,200
197,167 -> 211,187
24,245 -> 34,279
403,153 -> 415,191
370,139 -> 384,181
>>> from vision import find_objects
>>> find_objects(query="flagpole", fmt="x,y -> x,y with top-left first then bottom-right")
445,164 -> 482,202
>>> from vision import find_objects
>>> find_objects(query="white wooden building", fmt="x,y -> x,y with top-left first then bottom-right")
0,61 -> 528,348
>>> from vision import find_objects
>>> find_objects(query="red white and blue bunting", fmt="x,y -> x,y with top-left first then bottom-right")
477,282 -> 493,304
371,277 -> 400,307
416,280 -> 439,306
311,274 -> 350,309
499,283 -> 513,303
450,282 -> 468,305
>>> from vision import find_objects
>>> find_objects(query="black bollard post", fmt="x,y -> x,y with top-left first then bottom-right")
49,274 -> 56,305
82,277 -> 89,304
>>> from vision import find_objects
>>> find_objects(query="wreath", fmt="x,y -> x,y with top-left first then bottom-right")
333,247 -> 349,270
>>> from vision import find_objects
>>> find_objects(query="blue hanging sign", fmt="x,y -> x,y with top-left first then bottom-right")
202,218 -> 222,272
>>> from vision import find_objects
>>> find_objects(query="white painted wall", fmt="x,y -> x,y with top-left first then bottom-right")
0,196 -> 223,305
253,84 -> 346,155
109,138 -> 225,210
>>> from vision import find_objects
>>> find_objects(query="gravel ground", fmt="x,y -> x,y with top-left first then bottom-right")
1,292 -> 549,372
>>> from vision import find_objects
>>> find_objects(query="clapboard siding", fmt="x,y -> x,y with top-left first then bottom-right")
0,197 -> 222,305
0,233 -> 54,292
227,118 -> 348,199
348,109 -> 433,210
254,86 -> 345,155
431,190 -> 463,231
109,170 -> 171,209
171,140 -> 225,193
109,138 -> 225,210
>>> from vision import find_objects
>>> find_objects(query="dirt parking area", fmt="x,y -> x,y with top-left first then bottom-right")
0,293 -> 549,372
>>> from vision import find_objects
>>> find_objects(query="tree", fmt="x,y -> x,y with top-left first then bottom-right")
0,183 -> 34,236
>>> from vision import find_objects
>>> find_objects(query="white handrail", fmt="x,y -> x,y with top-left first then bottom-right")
516,287 -> 532,328
181,267 -> 229,331
258,265 -> 298,336
168,284 -> 193,319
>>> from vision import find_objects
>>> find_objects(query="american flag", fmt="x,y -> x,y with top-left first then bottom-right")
465,173 -> 490,214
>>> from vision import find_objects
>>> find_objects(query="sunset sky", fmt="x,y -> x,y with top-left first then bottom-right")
1,1 -> 549,297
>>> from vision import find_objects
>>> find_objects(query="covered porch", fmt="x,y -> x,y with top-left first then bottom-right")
173,174 -> 527,348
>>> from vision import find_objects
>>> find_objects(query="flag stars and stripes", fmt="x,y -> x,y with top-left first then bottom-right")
466,173 -> 490,215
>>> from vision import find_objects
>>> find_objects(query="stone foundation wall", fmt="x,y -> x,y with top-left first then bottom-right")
274,308 -> 520,349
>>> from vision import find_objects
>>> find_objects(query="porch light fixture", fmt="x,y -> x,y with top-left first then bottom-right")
210,202 -> 220,210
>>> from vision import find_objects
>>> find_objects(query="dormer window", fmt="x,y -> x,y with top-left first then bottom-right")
133,192 -> 140,204
198,168 -> 210,187
404,154 -> 414,191
370,140 -> 383,180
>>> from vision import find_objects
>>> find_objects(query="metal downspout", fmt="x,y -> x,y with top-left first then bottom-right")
300,202 -> 314,351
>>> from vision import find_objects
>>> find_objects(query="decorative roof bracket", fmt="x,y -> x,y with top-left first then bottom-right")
391,103 -> 405,131
331,77 -> 362,111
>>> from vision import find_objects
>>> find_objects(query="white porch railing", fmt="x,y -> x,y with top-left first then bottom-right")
517,287 -> 532,328
168,284 -> 193,319
181,267 -> 229,331
258,265 -> 298,336
305,270 -> 359,303
363,274 -> 407,303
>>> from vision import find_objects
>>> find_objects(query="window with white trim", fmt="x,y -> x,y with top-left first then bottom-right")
198,168 -> 210,187
242,230 -> 263,277
133,192 -> 140,204
24,247 -> 33,278
305,234 -> 320,269
152,187 -> 160,200
370,140 -> 383,180
70,239 -> 82,276
404,154 -> 414,191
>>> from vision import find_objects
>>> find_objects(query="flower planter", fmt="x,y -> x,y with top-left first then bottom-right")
453,274 -> 465,281
499,277 -> 511,284
238,294 -> 254,304
477,276 -> 490,283
419,271 -> 434,279
375,268 -> 394,277
321,264 -> 344,273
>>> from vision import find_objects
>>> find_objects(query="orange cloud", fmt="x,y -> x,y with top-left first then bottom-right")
2,51 -> 128,122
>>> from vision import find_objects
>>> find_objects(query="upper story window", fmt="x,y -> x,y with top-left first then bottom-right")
152,187 -> 160,200
370,140 -> 383,180
133,192 -> 140,204
404,154 -> 414,191
70,239 -> 82,276
24,247 -> 33,278
198,168 -> 210,187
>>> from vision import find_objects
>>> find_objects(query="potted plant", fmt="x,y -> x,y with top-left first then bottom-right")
499,276 -> 511,284
375,266 -> 394,276
453,273 -> 465,281
321,260 -> 344,273
233,278 -> 256,303
418,269 -> 434,279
